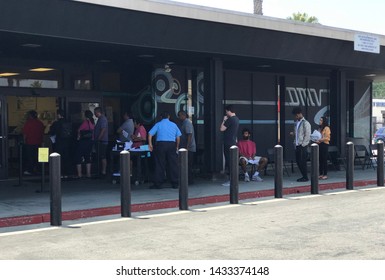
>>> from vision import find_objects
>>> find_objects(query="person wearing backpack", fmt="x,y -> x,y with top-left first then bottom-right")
49,109 -> 73,178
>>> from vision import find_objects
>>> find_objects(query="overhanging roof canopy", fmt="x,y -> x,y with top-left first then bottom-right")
0,0 -> 384,80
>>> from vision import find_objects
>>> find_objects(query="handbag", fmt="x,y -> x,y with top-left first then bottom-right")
80,120 -> 93,140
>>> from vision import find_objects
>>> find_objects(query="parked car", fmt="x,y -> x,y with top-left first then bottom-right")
373,127 -> 385,143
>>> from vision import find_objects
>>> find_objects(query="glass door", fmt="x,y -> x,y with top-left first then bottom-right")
0,95 -> 8,178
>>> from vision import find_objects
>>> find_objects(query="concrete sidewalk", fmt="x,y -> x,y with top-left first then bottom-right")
0,167 -> 380,228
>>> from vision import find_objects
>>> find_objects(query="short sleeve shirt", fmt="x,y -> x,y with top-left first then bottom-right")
94,115 -> 108,144
223,115 -> 239,146
149,119 -> 182,142
118,119 -> 134,142
180,119 -> 196,152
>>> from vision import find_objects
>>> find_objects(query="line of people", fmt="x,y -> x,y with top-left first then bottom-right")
219,105 -> 331,186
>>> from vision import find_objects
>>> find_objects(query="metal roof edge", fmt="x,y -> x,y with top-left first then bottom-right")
73,0 -> 385,45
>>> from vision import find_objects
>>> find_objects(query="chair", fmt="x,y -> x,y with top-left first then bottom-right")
327,146 -> 346,170
266,148 -> 290,176
354,144 -> 374,170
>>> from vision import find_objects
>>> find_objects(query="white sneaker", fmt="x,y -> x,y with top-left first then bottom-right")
244,174 -> 250,182
221,181 -> 230,187
252,175 -> 263,182
23,171 -> 32,175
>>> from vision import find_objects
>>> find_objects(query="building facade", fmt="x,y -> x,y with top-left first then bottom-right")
0,0 -> 384,179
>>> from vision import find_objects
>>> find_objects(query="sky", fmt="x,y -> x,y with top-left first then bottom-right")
169,0 -> 385,35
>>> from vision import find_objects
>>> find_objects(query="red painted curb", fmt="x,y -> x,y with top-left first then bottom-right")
0,179 -> 378,228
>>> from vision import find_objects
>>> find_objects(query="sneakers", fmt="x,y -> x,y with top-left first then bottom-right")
252,171 -> 263,182
244,173 -> 250,182
221,181 -> 230,187
252,175 -> 263,182
23,171 -> 32,176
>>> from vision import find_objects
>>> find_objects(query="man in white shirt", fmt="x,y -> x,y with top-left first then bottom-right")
292,107 -> 311,182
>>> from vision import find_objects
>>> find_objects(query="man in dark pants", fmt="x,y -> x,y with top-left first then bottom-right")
291,107 -> 311,182
49,109 -> 73,177
148,111 -> 182,189
178,110 -> 196,184
219,105 -> 239,187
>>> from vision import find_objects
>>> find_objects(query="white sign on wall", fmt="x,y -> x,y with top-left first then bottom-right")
354,34 -> 380,54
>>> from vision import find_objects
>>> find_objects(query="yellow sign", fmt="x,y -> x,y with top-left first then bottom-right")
38,148 -> 49,163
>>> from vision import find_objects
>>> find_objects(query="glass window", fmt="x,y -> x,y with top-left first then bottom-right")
0,66 -> 61,89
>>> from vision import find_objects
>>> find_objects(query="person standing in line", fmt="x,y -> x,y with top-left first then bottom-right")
148,111 -> 181,189
48,109 -> 73,178
94,107 -> 109,177
22,110 -> 45,175
116,111 -> 134,142
317,116 -> 331,180
178,110 -> 196,185
75,110 -> 95,179
219,104 -> 239,187
291,107 -> 311,182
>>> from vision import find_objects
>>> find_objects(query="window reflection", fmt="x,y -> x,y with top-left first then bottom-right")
0,67 -> 61,89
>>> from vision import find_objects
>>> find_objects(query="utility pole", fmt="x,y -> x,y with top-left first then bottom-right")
254,0 -> 263,15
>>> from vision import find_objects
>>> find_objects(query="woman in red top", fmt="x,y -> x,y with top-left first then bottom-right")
131,118 -> 147,148
22,110 -> 45,175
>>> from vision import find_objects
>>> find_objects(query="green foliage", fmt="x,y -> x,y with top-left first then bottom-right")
287,12 -> 319,23
373,82 -> 385,98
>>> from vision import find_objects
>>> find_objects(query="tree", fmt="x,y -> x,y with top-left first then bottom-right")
254,0 -> 263,15
287,12 -> 319,23
373,82 -> 385,99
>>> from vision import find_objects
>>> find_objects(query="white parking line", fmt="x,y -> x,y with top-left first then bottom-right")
0,226 -> 60,237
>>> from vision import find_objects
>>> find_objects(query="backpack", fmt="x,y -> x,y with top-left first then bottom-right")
58,121 -> 72,139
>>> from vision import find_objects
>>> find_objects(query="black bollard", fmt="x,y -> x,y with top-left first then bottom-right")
49,153 -> 62,226
274,145 -> 283,198
311,143 -> 319,194
179,148 -> 188,210
229,145 -> 239,204
120,150 -> 131,217
377,141 -> 384,187
17,141 -> 23,186
346,142 -> 354,190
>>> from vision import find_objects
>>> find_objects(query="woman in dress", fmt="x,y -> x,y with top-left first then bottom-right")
75,110 -> 95,178
317,116 -> 331,180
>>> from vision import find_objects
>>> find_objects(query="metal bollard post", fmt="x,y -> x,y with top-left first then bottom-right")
274,145 -> 283,198
346,142 -> 354,190
311,143 -> 319,194
229,145 -> 239,204
120,150 -> 131,217
18,141 -> 23,186
377,141 -> 384,187
49,153 -> 62,226
179,148 -> 188,210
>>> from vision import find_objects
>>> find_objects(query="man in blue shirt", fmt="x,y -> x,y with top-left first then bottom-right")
148,111 -> 182,189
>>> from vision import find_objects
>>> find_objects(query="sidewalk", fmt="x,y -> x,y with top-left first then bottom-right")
0,167 -> 379,228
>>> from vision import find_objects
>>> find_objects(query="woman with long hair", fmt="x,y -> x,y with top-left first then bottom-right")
317,116 -> 331,180
75,110 -> 95,178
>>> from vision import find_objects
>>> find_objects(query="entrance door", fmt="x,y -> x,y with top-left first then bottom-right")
66,97 -> 102,126
0,95 -> 8,179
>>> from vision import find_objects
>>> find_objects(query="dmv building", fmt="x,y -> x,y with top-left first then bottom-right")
0,0 -> 384,179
